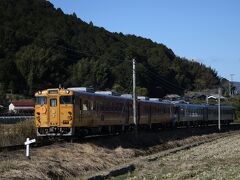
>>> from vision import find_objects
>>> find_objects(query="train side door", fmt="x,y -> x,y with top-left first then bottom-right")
48,97 -> 59,126
81,98 -> 92,126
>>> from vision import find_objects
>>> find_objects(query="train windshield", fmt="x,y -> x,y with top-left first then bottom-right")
35,96 -> 47,105
60,96 -> 74,104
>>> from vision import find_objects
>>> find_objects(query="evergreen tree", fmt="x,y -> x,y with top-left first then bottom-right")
0,0 -> 220,98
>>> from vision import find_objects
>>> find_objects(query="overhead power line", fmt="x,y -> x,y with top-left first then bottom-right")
139,64 -> 185,91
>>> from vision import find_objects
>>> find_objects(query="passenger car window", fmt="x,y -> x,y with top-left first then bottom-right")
90,101 -> 96,110
50,99 -> 57,107
83,100 -> 88,110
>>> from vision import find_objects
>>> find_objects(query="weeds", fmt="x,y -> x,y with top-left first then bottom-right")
0,159 -> 18,172
0,120 -> 36,147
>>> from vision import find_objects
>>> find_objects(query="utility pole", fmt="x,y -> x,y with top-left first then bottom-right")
205,90 -> 208,104
218,87 -> 221,131
133,59 -> 137,128
229,74 -> 235,96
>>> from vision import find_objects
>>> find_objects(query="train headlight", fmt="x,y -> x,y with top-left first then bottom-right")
38,91 -> 42,95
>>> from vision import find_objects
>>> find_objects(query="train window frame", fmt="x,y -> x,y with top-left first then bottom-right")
35,96 -> 47,105
83,100 -> 89,111
60,96 -> 74,104
90,101 -> 96,110
50,98 -> 57,107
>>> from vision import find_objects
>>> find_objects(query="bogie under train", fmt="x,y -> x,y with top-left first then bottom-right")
34,88 -> 235,136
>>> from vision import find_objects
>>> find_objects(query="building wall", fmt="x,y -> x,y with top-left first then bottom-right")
9,103 -> 15,112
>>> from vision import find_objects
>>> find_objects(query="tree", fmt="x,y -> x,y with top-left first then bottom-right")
0,0 -> 221,98
89,21 -> 94,26
136,87 -> 148,96
94,62 -> 113,89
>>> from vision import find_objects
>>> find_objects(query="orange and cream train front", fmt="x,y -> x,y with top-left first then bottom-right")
35,89 -> 74,136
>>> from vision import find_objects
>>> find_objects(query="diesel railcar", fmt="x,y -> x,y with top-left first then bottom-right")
34,87 -> 235,137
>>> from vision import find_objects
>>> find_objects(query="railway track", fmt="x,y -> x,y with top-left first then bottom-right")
1,123 -> 240,153
0,139 -> 55,152
0,134 -> 117,152
0,116 -> 33,119
0,116 -> 33,124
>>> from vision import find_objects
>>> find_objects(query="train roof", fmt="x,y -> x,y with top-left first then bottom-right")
36,88 -> 235,109
206,104 -> 234,109
68,88 -> 175,105
69,88 -> 132,101
175,103 -> 234,109
175,103 -> 206,108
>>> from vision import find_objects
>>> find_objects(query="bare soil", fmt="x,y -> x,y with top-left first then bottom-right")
0,126 -> 238,179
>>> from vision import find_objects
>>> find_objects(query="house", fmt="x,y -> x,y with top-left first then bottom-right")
164,94 -> 181,101
9,101 -> 34,113
207,94 -> 226,101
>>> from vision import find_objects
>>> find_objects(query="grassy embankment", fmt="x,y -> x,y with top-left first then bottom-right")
0,120 -> 36,147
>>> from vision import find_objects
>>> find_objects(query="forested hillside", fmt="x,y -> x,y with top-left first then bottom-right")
0,0 -> 220,98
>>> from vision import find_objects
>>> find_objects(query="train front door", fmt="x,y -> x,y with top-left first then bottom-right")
48,97 -> 59,126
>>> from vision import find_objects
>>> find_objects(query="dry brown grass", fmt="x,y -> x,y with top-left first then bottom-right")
126,133 -> 240,179
0,119 -> 36,147
0,127 -> 237,179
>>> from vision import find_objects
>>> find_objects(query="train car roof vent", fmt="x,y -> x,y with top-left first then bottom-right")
95,91 -> 120,96
121,94 -> 132,98
137,96 -> 149,100
68,87 -> 94,93
149,98 -> 162,101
